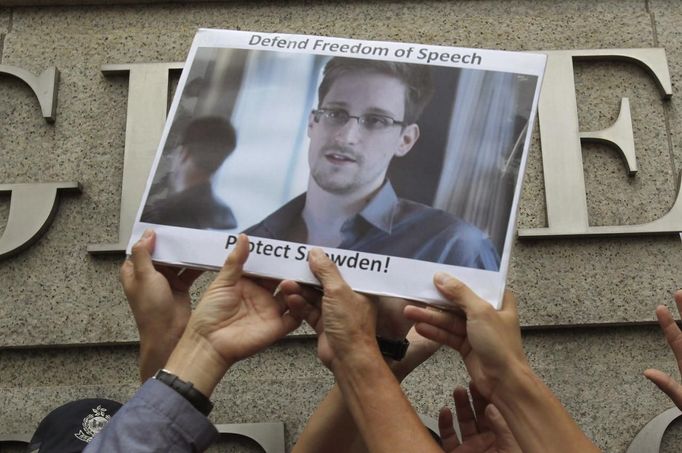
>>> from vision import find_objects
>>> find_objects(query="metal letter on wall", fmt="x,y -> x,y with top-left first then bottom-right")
0,183 -> 81,259
518,49 -> 677,238
0,64 -> 59,121
627,407 -> 682,453
0,65 -> 82,260
87,62 -> 183,254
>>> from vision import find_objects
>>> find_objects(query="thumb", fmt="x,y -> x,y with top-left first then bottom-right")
213,234 -> 249,287
433,272 -> 482,315
308,248 -> 346,293
130,229 -> 156,277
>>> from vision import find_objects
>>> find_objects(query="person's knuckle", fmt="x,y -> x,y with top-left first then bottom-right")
325,281 -> 347,297
446,316 -> 461,331
445,278 -> 467,294
320,265 -> 338,281
479,301 -> 494,313
131,240 -> 145,254
225,252 -> 239,267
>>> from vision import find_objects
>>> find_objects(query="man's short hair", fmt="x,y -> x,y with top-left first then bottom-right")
317,57 -> 435,125
181,116 -> 237,173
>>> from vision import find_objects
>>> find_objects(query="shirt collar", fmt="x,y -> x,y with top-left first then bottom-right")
356,180 -> 399,234
261,183 -> 399,237
260,193 -> 307,236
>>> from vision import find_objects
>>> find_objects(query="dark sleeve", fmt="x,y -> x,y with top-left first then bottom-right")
84,379 -> 218,453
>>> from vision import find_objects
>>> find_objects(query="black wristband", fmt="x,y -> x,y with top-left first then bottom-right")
154,369 -> 214,416
376,336 -> 409,361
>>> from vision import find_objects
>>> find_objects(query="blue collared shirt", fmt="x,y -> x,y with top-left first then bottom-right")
245,182 -> 500,271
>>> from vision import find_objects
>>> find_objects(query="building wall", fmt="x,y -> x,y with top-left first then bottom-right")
2,1 -> 682,451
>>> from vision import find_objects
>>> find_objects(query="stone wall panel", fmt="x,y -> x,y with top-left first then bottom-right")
3,3 -> 682,451
651,1 -> 682,180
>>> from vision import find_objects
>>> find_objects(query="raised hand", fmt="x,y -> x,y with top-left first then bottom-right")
403,274 -> 526,399
439,384 -> 521,453
164,234 -> 301,397
284,249 -> 441,453
305,248 -> 378,368
120,229 -> 203,381
405,274 -> 601,453
644,290 -> 682,408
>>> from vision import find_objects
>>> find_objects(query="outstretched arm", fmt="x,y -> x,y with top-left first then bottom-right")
290,249 -> 442,453
288,321 -> 440,453
86,234 -> 301,452
644,290 -> 682,408
404,274 -> 600,453
119,229 -> 203,381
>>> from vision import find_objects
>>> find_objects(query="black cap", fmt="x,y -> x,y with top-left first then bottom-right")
26,398 -> 122,453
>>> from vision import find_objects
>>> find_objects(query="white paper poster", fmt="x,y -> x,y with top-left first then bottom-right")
129,29 -> 546,309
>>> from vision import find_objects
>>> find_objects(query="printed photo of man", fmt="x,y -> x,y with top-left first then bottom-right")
245,58 -> 500,271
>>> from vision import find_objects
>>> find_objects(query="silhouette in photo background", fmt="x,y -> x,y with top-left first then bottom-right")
142,117 -> 237,230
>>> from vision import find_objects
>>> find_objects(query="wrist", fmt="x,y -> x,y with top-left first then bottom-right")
164,330 -> 233,398
139,334 -> 178,358
138,323 -> 184,351
154,369 -> 214,415
488,360 -> 601,452
389,359 -> 409,382
376,336 -> 409,362
331,339 -> 383,376
489,360 -> 539,408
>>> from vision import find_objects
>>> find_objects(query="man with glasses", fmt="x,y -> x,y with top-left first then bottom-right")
246,57 -> 499,270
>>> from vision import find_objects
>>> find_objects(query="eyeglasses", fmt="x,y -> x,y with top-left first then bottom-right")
312,108 -> 405,131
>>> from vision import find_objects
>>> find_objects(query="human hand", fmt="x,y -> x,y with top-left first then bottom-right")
403,275 -> 528,400
120,229 -> 203,381
439,384 -> 521,453
282,248 -> 378,371
280,288 -> 412,339
282,285 -> 436,383
164,234 -> 301,397
644,290 -> 682,408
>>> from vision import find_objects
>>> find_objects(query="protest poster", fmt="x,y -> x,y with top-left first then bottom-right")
129,29 -> 546,309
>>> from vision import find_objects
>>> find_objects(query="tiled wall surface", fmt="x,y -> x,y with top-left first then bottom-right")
2,1 -> 682,451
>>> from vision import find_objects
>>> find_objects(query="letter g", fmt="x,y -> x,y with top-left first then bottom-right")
0,64 -> 82,260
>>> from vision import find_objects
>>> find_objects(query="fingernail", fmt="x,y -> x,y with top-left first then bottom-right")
142,229 -> 152,239
434,272 -> 449,285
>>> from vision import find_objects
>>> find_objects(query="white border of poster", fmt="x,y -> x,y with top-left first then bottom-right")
128,29 -> 546,309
